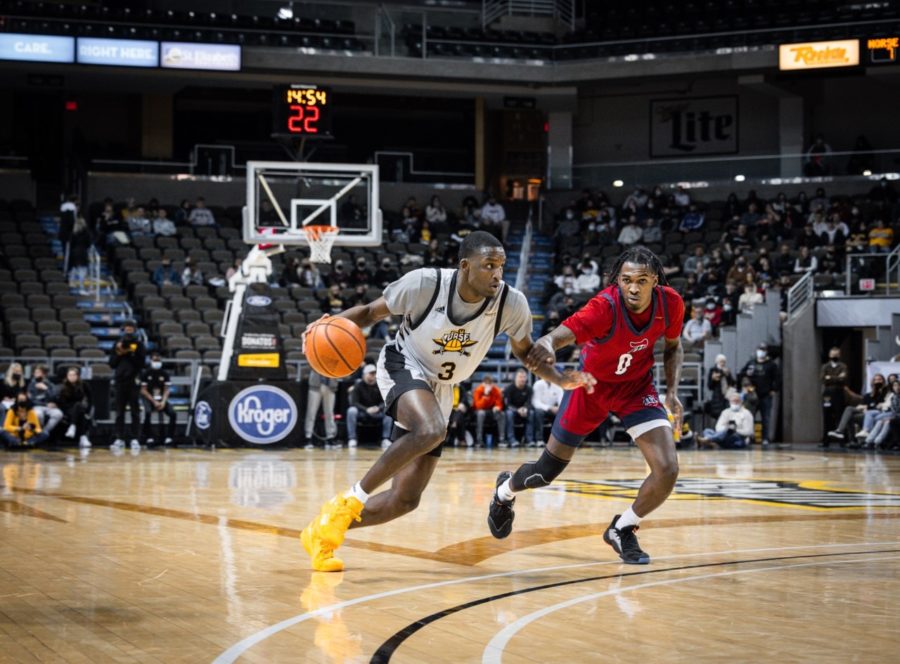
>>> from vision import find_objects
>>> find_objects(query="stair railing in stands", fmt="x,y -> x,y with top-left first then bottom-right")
786,271 -> 814,320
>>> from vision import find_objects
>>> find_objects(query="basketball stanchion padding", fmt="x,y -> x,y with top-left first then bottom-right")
305,317 -> 366,378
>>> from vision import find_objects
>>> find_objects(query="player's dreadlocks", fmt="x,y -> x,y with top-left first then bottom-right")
608,246 -> 670,286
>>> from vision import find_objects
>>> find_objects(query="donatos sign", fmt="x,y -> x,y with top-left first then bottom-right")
227,385 -> 297,444
779,39 -> 860,70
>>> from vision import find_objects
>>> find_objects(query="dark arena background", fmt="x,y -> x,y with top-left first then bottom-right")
0,1 -> 899,662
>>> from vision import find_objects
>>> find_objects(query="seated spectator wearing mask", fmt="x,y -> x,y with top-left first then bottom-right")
2,396 -> 48,447
697,391 -> 754,449
153,258 -> 180,287
682,306 -> 712,350
27,365 -> 64,437
374,257 -> 399,288
573,260 -> 600,294
346,364 -> 393,450
828,373 -> 886,446
706,354 -> 735,420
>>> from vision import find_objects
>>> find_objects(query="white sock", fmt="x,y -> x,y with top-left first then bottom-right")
497,477 -> 516,503
346,482 -> 369,505
615,506 -> 642,531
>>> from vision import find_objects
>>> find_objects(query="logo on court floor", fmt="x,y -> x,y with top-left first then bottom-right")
433,328 -> 478,356
195,401 -> 212,430
559,478 -> 900,509
228,386 -> 297,444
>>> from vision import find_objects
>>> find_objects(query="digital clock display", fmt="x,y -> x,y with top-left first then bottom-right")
273,84 -> 332,137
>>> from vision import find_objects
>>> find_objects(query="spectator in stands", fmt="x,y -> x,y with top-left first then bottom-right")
139,351 -> 175,446
623,187 -> 648,211
424,238 -> 446,268
109,321 -> 146,451
473,374 -> 505,447
175,199 -> 192,224
68,215 -> 92,294
349,257 -> 372,288
447,383 -> 471,447
754,255 -> 773,282
706,354 -> 735,420
703,298 -> 723,331
531,375 -> 563,448
2,396 -> 47,448
682,307 -> 712,350
327,259 -> 350,289
574,259 -> 600,294
683,246 -> 709,275
1,362 -> 26,419
346,364 -> 393,450
188,197 -> 216,227
740,344 -> 779,446
643,217 -> 662,243
726,255 -> 755,284
153,258 -> 180,287
374,257 -> 399,288
418,220 -> 433,245
554,264 -> 577,293
678,204 -> 705,232
480,195 -> 506,241
226,258 -> 243,281
819,246 -> 841,277
320,284 -> 346,315
617,215 -> 643,247
425,195 -> 448,226
739,202 -> 762,228
720,281 -> 740,326
27,365 -> 63,438
805,134 -> 833,176
298,258 -> 324,289
181,256 -> 204,287
57,366 -> 92,448
739,280 -> 764,313
501,369 -> 534,448
304,370 -> 338,449
820,213 -> 849,247
697,390 -> 754,449
98,202 -> 130,250
868,218 -> 894,252
863,380 -> 900,449
819,347 -> 848,447
723,223 -> 754,255
281,256 -> 303,287
153,208 -> 177,237
793,245 -> 818,274
828,373 -> 886,445
127,206 -> 153,238
774,243 -> 794,275
673,185 -> 691,208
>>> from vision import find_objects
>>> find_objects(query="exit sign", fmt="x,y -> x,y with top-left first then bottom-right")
859,278 -> 876,291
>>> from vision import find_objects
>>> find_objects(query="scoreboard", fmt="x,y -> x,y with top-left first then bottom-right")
866,36 -> 898,64
272,84 -> 332,137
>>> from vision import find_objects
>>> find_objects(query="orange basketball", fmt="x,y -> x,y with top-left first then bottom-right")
305,317 -> 367,379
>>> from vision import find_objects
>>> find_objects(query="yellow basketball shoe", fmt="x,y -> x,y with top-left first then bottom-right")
301,494 -> 364,572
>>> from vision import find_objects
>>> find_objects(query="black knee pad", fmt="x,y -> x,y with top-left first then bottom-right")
511,449 -> 569,491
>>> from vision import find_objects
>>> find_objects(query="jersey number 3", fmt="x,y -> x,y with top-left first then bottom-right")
615,352 -> 633,375
438,362 -> 456,380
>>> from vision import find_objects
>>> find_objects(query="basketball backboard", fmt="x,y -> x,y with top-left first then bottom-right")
243,161 -> 382,248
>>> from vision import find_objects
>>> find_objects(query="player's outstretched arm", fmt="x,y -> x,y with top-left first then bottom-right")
510,335 -> 596,394
523,325 -> 576,371
337,297 -> 392,329
663,336 -> 685,432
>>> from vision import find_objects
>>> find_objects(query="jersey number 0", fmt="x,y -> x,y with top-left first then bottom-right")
615,352 -> 633,375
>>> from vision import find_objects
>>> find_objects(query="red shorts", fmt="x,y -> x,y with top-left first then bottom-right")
551,374 -> 670,446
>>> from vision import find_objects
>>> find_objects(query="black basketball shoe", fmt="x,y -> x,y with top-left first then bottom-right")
487,471 -> 515,539
603,515 -> 650,564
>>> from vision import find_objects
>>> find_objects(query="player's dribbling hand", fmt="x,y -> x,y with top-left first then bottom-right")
301,314 -> 330,354
561,369 -> 596,394
525,338 -> 555,371
665,393 -> 684,434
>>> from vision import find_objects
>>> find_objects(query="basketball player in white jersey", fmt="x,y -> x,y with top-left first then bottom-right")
301,231 -> 595,571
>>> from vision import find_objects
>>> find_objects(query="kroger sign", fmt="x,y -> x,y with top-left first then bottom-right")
227,385 -> 297,444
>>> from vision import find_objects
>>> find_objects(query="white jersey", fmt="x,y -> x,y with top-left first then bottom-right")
376,268 -> 532,426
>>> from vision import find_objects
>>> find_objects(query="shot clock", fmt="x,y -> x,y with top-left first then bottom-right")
273,84 -> 333,137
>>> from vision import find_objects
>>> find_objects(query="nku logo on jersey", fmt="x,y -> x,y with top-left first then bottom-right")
228,385 -> 297,444
433,328 -> 478,356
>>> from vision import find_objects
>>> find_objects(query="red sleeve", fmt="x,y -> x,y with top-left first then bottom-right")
663,287 -> 685,340
560,292 -> 614,346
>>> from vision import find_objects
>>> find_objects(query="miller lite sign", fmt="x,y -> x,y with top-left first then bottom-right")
650,96 -> 738,157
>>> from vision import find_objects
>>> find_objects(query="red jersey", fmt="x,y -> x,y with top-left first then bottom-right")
562,285 -> 684,383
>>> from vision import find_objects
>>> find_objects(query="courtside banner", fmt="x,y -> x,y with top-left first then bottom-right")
779,39 -> 859,70
0,34 -> 74,63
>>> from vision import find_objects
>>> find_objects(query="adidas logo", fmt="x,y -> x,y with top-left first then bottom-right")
435,306 -> 446,314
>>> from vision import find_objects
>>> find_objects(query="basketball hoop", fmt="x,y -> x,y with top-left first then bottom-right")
302,225 -> 340,263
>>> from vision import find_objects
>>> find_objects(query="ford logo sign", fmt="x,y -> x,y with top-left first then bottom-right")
246,295 -> 272,307
227,385 -> 297,444
195,401 -> 212,430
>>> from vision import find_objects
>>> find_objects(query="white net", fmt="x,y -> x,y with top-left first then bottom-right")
302,225 -> 340,263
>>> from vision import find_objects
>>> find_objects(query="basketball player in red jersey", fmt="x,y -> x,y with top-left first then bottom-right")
488,247 -> 685,564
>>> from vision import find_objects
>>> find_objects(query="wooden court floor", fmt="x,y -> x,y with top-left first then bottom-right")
1,445 -> 899,663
